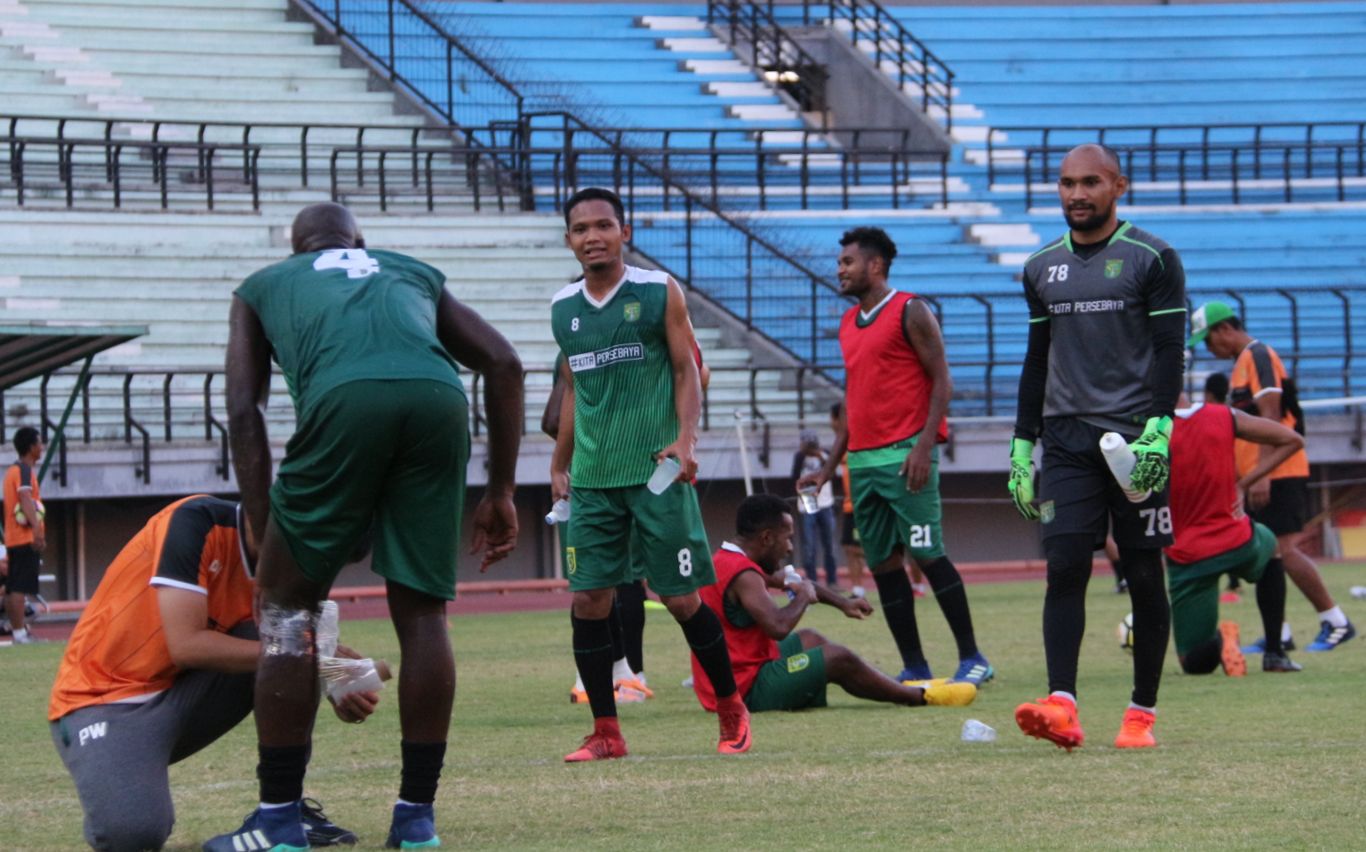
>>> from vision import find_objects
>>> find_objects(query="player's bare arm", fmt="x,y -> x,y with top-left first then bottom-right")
225,296 -> 275,556
1232,408 -> 1304,493
656,277 -> 703,482
1245,390 -> 1285,509
436,290 -> 524,569
901,298 -> 952,493
731,568 -> 811,639
549,356 -> 575,503
540,365 -> 567,438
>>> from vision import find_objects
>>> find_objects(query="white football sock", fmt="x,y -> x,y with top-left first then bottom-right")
1128,702 -> 1155,714
1049,690 -> 1077,706
612,658 -> 633,683
1281,622 -> 1294,642
1318,606 -> 1348,628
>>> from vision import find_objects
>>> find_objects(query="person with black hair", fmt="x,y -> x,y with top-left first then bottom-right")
691,494 -> 976,713
1008,143 -> 1187,750
1190,300 -> 1355,653
50,496 -> 370,851
3,426 -> 45,644
800,227 -> 992,689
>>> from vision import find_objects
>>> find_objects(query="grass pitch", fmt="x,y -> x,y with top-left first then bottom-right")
5,566 -> 1365,850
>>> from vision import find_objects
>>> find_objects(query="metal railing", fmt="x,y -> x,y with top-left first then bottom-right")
1020,140 -> 1366,208
707,0 -> 829,117
985,120 -> 1366,186
769,0 -> 954,131
299,0 -> 524,134
3,135 -> 260,211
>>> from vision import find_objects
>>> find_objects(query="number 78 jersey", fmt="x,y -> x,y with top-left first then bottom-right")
551,266 -> 679,489
1023,222 -> 1186,433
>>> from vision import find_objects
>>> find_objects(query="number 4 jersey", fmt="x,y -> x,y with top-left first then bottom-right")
1023,221 -> 1186,434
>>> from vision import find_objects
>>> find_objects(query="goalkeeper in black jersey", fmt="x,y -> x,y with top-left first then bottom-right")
1007,144 -> 1187,750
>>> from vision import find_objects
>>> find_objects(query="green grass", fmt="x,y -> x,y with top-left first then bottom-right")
7,566 -> 1366,850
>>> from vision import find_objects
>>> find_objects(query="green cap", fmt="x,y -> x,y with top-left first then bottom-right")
1187,301 -> 1237,347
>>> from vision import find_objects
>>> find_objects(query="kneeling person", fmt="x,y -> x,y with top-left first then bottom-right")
49,496 -> 373,852
1167,396 -> 1306,675
691,494 -> 976,713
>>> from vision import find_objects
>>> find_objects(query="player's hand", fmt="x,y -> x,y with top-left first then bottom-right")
841,596 -> 874,619
1007,438 -> 1039,520
796,470 -> 827,493
656,438 -> 698,483
901,441 -> 933,493
1246,477 -> 1272,511
550,467 -> 570,503
471,494 -> 518,571
329,689 -> 379,723
33,531 -> 46,553
1129,415 -> 1173,493
794,580 -> 817,606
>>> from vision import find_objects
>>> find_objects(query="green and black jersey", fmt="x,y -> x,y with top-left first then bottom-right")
1023,221 -> 1186,433
236,248 -> 462,416
551,265 -> 678,489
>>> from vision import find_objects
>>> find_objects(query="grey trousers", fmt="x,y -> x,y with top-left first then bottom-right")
52,623 -> 256,851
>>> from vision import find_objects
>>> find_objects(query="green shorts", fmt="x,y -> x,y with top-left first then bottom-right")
745,633 -> 828,712
270,378 -> 469,600
1168,522 -> 1276,656
848,438 -> 945,567
564,481 -> 714,597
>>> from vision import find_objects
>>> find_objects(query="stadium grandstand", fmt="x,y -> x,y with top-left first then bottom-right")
4,0 -> 1366,597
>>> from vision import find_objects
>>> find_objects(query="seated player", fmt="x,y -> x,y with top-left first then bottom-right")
49,496 -> 375,851
690,494 -> 976,713
1166,388 -> 1305,676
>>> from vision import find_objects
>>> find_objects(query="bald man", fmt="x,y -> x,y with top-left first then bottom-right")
210,203 -> 524,849
1006,144 -> 1188,750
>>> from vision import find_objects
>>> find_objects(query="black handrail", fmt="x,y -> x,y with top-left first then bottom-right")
707,0 -> 829,119
3,135 -> 261,211
771,0 -> 954,131
1019,140 -> 1366,208
985,120 -> 1366,186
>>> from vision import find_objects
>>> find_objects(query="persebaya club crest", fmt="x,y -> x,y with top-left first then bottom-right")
623,302 -> 641,322
1104,259 -> 1124,279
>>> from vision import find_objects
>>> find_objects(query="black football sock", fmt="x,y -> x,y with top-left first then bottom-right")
1256,558 -> 1288,655
398,740 -> 446,804
1180,635 -> 1223,674
1123,548 -> 1170,708
919,557 -> 979,659
257,744 -> 309,804
571,615 -> 617,719
607,595 -> 626,664
873,567 -> 926,670
616,581 -> 647,675
1042,534 -> 1093,698
679,603 -> 737,698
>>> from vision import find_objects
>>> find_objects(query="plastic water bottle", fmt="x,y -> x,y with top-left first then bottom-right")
1099,432 -> 1152,503
797,486 -> 820,515
544,498 -> 571,525
961,719 -> 997,743
646,456 -> 681,495
782,564 -> 803,600
316,600 -> 340,659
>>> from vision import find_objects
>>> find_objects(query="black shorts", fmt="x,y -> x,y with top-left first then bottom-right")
1249,477 -> 1309,536
840,510 -> 860,547
4,545 -> 40,595
1038,417 -> 1172,551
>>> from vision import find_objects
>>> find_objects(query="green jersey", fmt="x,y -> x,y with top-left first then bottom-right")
236,248 -> 463,415
551,265 -> 678,489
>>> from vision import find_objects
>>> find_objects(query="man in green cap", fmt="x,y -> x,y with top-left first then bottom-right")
1189,301 -> 1356,653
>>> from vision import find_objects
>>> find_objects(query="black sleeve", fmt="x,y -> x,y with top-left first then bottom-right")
1144,248 -> 1188,419
1249,343 -> 1281,394
1013,273 -> 1051,441
791,451 -> 805,483
155,502 -> 215,587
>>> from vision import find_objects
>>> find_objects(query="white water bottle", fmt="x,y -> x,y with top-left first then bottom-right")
1100,432 -> 1151,503
647,456 -> 681,495
544,498 -> 571,525
782,564 -> 803,600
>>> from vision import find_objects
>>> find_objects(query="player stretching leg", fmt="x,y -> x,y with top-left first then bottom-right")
802,227 -> 992,687
552,188 -> 750,761
1008,144 -> 1187,749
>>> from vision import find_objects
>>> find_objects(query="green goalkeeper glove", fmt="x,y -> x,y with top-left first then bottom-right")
1007,437 -> 1039,520
1129,415 -> 1173,493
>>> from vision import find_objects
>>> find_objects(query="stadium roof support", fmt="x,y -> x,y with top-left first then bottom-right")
0,323 -> 148,484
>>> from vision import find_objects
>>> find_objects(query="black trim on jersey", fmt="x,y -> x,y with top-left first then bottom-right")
1248,343 -> 1280,396
155,496 -> 239,587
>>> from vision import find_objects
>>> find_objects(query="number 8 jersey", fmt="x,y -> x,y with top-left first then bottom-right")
551,266 -> 678,489
1023,221 -> 1186,434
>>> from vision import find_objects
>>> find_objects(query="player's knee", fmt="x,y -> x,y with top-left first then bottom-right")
796,628 -> 827,649
571,589 -> 615,620
821,642 -> 854,673
660,592 -> 701,623
869,553 -> 903,575
88,809 -> 173,852
1178,654 -> 1217,676
258,603 -> 317,658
